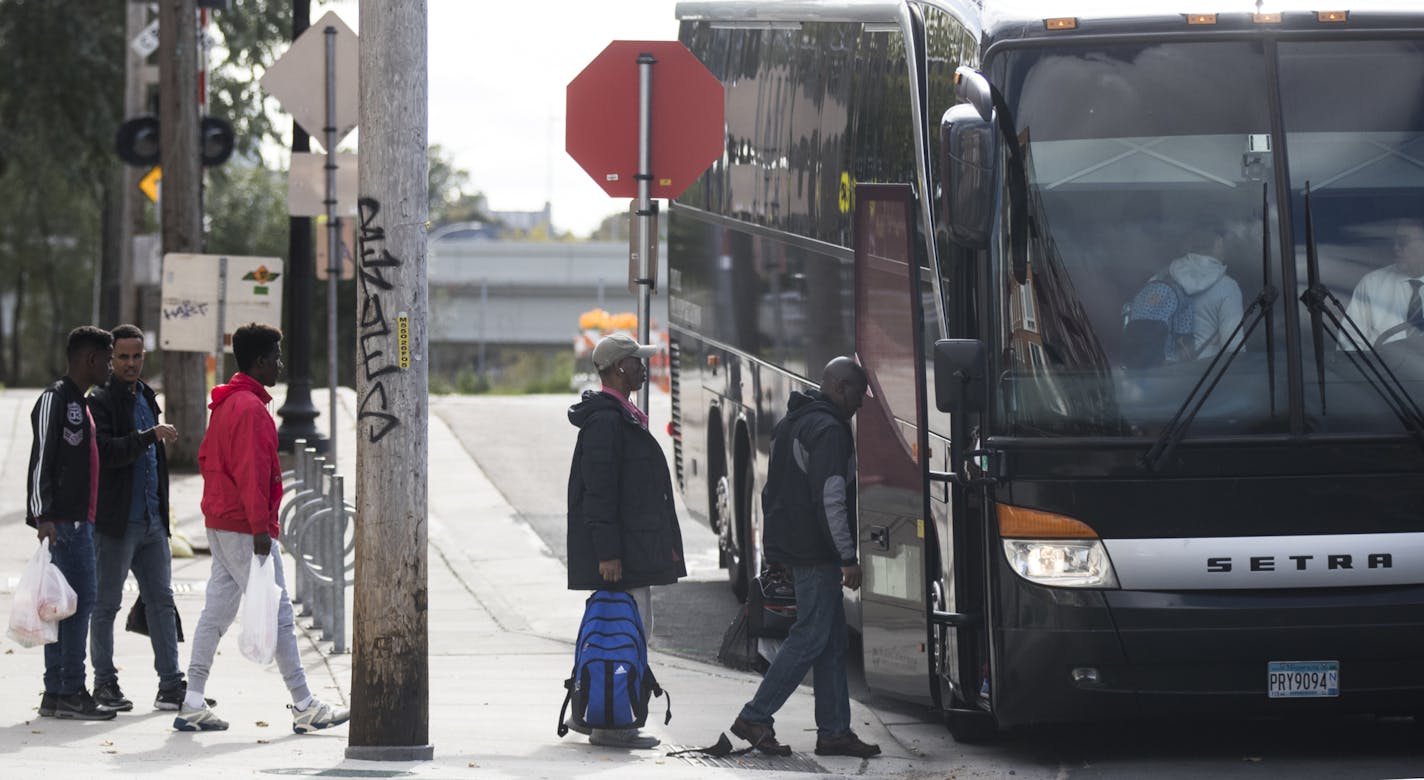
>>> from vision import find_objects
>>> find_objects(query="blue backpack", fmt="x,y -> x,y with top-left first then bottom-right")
557,590 -> 671,735
1122,275 -> 1196,368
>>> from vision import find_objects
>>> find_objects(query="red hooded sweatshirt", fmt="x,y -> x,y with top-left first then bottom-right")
199,372 -> 283,538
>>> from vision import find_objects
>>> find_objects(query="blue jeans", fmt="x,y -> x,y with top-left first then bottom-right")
738,563 -> 851,738
44,522 -> 96,696
91,515 -> 182,689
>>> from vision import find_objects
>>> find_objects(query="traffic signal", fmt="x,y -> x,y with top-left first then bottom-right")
115,115 -> 234,167
200,117 -> 234,166
116,116 -> 161,166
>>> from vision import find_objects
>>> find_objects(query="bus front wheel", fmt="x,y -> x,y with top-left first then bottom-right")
715,474 -> 749,602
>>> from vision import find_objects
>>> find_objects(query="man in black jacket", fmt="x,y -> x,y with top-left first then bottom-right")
566,332 -> 686,748
729,356 -> 881,759
87,324 -> 185,713
27,325 -> 114,720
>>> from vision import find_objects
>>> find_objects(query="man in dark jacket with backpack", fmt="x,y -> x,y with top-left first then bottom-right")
566,332 -> 686,748
729,356 -> 881,759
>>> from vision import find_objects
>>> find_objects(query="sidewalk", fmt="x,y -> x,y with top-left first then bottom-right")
0,386 -> 952,779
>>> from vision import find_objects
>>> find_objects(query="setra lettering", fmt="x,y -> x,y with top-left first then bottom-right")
1206,553 -> 1392,573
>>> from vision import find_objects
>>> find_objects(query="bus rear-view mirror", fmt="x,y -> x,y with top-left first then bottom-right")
934,338 -> 986,413
941,103 -> 996,249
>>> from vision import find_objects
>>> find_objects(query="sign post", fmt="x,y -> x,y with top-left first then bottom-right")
261,9 -> 359,458
566,40 -> 724,412
634,53 -> 655,412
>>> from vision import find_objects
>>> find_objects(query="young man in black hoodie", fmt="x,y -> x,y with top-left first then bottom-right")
729,356 -> 881,759
28,326 -> 114,720
565,332 -> 686,749
87,324 -> 185,713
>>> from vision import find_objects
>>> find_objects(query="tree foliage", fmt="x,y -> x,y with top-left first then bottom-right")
0,1 -> 125,382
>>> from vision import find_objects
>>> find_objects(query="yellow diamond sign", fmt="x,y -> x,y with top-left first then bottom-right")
140,166 -> 161,203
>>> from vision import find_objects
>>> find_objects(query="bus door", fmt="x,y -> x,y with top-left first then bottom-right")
853,184 -> 932,702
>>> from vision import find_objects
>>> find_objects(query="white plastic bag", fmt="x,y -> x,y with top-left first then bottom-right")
8,539 -> 70,647
37,542 -> 77,623
238,554 -> 281,665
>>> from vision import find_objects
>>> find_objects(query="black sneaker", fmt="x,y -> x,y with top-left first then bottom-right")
93,681 -> 133,712
155,681 -> 215,711
54,690 -> 118,721
38,692 -> 56,717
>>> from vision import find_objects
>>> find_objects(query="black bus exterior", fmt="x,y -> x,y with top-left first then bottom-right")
667,0 -> 1424,739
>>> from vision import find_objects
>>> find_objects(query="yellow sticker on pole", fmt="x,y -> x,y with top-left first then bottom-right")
397,313 -> 410,369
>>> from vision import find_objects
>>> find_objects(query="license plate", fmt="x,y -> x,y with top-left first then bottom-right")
1267,661 -> 1339,698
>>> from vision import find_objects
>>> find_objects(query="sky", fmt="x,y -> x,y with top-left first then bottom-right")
314,0 -> 682,237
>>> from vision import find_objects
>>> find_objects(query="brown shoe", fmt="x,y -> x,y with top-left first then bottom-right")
815,730 -> 881,758
730,716 -> 793,756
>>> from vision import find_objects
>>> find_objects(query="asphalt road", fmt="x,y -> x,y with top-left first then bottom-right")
433,391 -> 1424,779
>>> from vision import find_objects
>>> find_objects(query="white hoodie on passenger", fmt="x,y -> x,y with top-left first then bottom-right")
1167,253 -> 1245,357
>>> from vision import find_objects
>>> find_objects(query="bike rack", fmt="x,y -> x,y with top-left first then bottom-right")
278,439 -> 354,653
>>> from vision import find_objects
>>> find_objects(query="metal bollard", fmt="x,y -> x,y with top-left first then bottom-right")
280,446 -> 314,535
281,438 -> 307,487
293,452 -> 326,615
314,463 -> 338,637
329,473 -> 347,653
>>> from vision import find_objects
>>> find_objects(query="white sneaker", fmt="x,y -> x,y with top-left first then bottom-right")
290,699 -> 351,734
173,704 -> 229,732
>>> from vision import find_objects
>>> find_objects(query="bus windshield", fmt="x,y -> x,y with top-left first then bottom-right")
987,39 -> 1424,440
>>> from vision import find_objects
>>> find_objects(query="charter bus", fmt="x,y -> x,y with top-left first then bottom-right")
665,0 -> 1424,737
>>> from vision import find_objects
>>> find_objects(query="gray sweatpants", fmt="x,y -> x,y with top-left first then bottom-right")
186,528 -> 311,704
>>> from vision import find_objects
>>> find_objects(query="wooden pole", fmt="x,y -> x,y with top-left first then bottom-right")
346,0 -> 431,761
158,0 -> 207,468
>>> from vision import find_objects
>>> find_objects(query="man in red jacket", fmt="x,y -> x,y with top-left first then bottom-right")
174,323 -> 349,734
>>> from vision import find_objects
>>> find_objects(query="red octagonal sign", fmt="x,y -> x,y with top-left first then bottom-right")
566,40 -> 725,200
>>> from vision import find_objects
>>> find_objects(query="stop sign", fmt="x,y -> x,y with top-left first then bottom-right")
566,40 -> 725,200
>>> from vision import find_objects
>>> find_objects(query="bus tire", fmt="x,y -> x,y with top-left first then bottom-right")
944,707 -> 998,744
715,473 -> 748,602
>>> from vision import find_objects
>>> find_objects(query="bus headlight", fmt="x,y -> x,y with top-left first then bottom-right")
1002,539 -> 1119,588
997,503 -> 1119,588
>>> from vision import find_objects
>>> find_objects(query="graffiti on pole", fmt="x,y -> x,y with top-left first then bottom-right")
356,196 -> 402,443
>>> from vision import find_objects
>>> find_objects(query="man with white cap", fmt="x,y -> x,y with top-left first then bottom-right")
565,332 -> 686,749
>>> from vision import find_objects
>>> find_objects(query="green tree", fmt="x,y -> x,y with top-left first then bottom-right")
0,1 -> 124,383
429,144 -> 494,228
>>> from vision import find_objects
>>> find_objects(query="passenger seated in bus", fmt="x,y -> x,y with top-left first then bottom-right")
1120,227 -> 1244,368
1342,217 -> 1424,348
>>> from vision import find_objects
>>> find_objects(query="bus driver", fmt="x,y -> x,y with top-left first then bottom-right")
1343,217 -> 1424,347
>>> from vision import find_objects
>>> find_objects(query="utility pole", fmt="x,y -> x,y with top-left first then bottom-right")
159,0 -> 206,468
116,1 -> 145,329
275,0 -> 324,453
346,0 -> 431,761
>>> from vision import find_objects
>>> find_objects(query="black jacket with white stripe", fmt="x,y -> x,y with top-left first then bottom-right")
26,377 -> 96,528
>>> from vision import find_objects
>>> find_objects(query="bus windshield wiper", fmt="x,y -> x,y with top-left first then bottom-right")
1144,188 -> 1280,472
1297,185 -> 1424,450
1143,284 -> 1278,472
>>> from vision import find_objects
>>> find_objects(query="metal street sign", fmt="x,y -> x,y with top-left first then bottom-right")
287,151 -> 358,217
315,215 -> 356,280
160,254 -> 284,353
131,18 -> 160,59
566,40 -> 724,199
139,166 -> 161,204
260,10 -> 359,148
